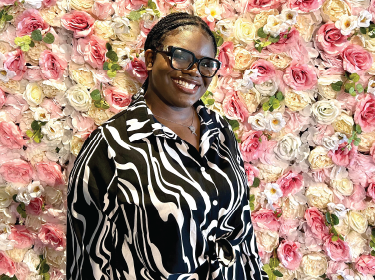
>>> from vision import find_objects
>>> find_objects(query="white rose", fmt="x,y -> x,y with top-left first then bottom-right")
257,163 -> 284,183
322,135 -> 339,151
255,230 -> 279,252
65,84 -> 92,112
274,133 -> 302,161
41,79 -> 67,99
30,107 -> 50,122
41,119 -> 65,145
263,15 -> 288,37
327,203 -> 349,219
111,17 -> 130,35
331,178 -> 354,196
234,16 -> 257,44
16,188 -> 32,206
23,83 -> 44,107
24,0 -> 42,9
215,19 -> 234,38
360,202 -> 375,225
281,195 -> 306,219
0,187 -> 12,208
311,100 -> 341,124
141,9 -> 158,29
301,253 -> 328,277
348,211 -> 368,233
249,113 -> 267,131
254,79 -> 278,97
25,215 -> 42,231
335,15 -> 358,35
335,215 -> 351,237
318,75 -> 344,99
284,89 -> 310,111
44,186 -> 62,206
23,250 -> 41,273
308,146 -> 335,170
305,183 -> 333,209
27,181 -> 44,199
345,231 -> 366,260
0,224 -> 12,251
44,247 -> 65,268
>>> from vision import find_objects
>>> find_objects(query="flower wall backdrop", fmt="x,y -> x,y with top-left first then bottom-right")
0,0 -> 374,279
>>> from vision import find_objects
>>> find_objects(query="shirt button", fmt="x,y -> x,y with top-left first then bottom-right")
213,200 -> 218,206
200,167 -> 205,172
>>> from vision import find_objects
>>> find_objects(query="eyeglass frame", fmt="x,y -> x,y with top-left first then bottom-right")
153,46 -> 222,78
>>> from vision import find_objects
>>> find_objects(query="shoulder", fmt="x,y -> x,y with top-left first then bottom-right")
195,99 -> 231,130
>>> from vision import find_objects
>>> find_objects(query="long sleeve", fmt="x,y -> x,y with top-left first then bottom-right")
66,128 -> 119,280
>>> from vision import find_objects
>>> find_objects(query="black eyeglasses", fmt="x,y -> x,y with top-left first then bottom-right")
155,46 -> 221,78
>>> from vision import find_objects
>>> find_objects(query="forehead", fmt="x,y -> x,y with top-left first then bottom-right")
161,27 -> 215,58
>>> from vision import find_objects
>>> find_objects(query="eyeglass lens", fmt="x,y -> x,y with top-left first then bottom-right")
172,49 -> 219,77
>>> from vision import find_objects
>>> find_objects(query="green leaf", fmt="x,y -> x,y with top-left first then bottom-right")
272,99 -> 280,109
353,138 -> 361,146
320,274 -> 327,279
111,63 -> 122,71
263,41 -> 272,47
43,273 -> 50,280
273,270 -> 283,277
43,33 -> 55,44
105,42 -> 112,51
100,100 -> 109,109
349,73 -> 360,82
269,96 -> 275,103
338,234 -> 344,241
107,69 -> 117,78
349,87 -> 355,94
128,11 -> 141,21
276,91 -> 284,101
371,250 -> 375,257
360,27 -> 367,34
31,29 -> 43,41
325,212 -> 332,224
26,130 -> 34,139
12,194 -> 17,202
106,50 -> 118,62
39,259 -> 50,274
262,101 -> 271,111
331,235 -> 338,242
20,44 -> 30,52
370,240 -> 375,248
269,258 -> 280,269
17,203 -> 27,218
356,83 -> 364,93
249,194 -> 255,203
250,202 -> 255,211
257,27 -> 268,38
345,81 -> 355,92
103,61 -> 109,70
33,131 -> 41,143
94,100 -> 102,108
206,99 -> 215,105
90,89 -> 101,101
268,35 -> 280,43
14,35 -> 32,48
331,214 -> 339,226
331,81 -> 343,92
213,32 -> 224,47
262,264 -> 276,280
372,228 -> 375,239
4,14 -> 13,21
228,119 -> 239,131
31,120 -> 40,131
252,177 -> 260,188
29,41 -> 35,48
355,124 -> 362,134
269,106 -> 274,112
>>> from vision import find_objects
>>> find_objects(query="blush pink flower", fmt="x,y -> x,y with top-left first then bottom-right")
15,9 -> 49,37
355,254 -> 375,275
39,50 -> 67,80
103,87 -> 132,114
267,28 -> 300,54
279,218 -> 300,240
251,209 -> 280,231
342,184 -> 366,210
283,62 -> 317,90
0,121 -> 25,149
276,171 -> 304,197
250,59 -> 276,84
92,0 -> 114,20
15,262 -> 30,280
0,0 -> 16,5
354,94 -> 375,133
61,10 -> 95,38
0,88 -> 5,109
239,131 -> 266,162
125,57 -> 147,83
315,23 -> 349,56
0,251 -> 16,277
217,41 -> 235,77
25,197 -> 43,216
156,0 -> 190,15
38,223 -> 66,251
323,235 -> 350,262
8,225 -> 34,249
328,142 -> 357,167
342,45 -> 373,74
4,49 -> 26,81
0,159 -> 33,184
42,0 -> 57,7
222,91 -> 249,122
77,35 -> 107,69
244,162 -> 259,186
304,207 -> 330,240
244,0 -> 281,12
368,180 -> 375,202
113,0 -> 148,16
287,0 -> 322,12
35,161 -> 65,187
277,240 -> 302,270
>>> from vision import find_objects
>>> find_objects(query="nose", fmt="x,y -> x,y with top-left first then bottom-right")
181,62 -> 200,77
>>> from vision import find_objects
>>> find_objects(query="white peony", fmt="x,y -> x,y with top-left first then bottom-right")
23,250 -> 41,273
263,15 -> 288,37
345,231 -> 366,260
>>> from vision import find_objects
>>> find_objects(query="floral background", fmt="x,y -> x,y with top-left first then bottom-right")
0,0 -> 374,279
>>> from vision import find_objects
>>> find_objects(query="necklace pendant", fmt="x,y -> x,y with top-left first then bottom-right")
188,125 -> 197,136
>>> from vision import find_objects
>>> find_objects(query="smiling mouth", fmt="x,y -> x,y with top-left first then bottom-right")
171,78 -> 200,90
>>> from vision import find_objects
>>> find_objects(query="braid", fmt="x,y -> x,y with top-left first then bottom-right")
141,12 -> 217,92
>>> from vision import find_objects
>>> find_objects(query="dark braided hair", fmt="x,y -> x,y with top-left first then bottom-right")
140,12 -> 218,92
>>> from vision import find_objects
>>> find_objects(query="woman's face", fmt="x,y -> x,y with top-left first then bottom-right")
145,28 -> 216,108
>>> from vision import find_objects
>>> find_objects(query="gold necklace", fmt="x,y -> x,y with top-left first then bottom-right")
153,107 -> 197,136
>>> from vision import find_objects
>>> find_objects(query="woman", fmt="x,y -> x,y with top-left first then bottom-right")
67,12 -> 268,280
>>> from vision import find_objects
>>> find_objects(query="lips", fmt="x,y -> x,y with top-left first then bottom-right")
171,77 -> 201,94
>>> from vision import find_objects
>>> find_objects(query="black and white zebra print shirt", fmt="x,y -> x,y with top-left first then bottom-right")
67,92 -> 268,280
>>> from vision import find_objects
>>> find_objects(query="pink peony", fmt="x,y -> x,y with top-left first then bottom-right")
103,87 -> 132,114
244,0 -> 282,12
35,161 -> 65,187
77,35 -> 107,69
250,59 -> 276,84
217,41 -> 235,77
15,9 -> 49,37
244,162 -> 259,186
304,207 -> 330,240
24,67 -> 43,81
222,91 -> 249,122
342,184 -> 366,210
354,94 -> 375,133
4,49 -> 26,81
0,0 -> 16,5
239,131 -> 266,162
251,209 -> 280,231
323,235 -> 350,262
113,0 -> 148,16
42,0 -> 57,7
8,225 -> 34,249
279,218 -> 300,240
25,197 -> 43,216
40,98 -> 63,120
328,142 -> 357,167
39,50 -> 67,80
355,254 -> 375,275
92,0 -> 114,20
315,23 -> 349,56
38,223 -> 66,251
15,262 -> 30,280
287,0 -> 322,12
125,57 -> 147,83
283,62 -> 317,90
277,240 -> 302,270
368,180 -> 375,202
342,45 -> 373,74
61,10 -> 95,38
267,28 -> 300,54
276,171 -> 304,197
0,159 -> 33,184
0,121 -> 25,149
0,251 -> 16,277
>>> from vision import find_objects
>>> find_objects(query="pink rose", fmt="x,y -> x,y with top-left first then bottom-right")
244,0 -> 282,12
283,110 -> 310,134
155,0 -> 190,15
42,0 -> 57,7
342,45 -> 373,74
15,9 -> 49,37
201,17 -> 215,31
0,251 -> 16,277
323,235 -> 350,262
342,184 -> 366,210
220,0 -> 236,18
217,41 -> 235,77
283,62 -> 317,90
239,131 -> 266,162
77,35 -> 107,69
24,66 -> 43,81
328,142 -> 357,167
71,111 -> 96,133
250,59 -> 276,84
40,98 -> 63,120
251,209 -> 280,231
355,254 -> 375,275
125,57 -> 147,83
0,121 -> 25,149
354,94 -> 375,133
92,0 -> 114,20
8,225 -> 34,249
371,141 -> 375,162
0,0 -> 16,6
15,262 -> 30,280
0,88 -> 5,109
348,154 -> 375,186
315,23 -> 349,56
61,10 -> 95,38
103,87 -> 132,114
222,91 -> 249,122
277,240 -> 302,270
279,218 -> 300,240
0,159 -> 33,184
244,162 -> 259,186
38,223 -> 66,251
4,49 -> 26,81
25,197 -> 43,216
304,207 -> 330,240
39,50 -> 67,80
287,0 -> 322,12
35,161 -> 65,187
276,171 -> 303,197
113,0 -> 148,16
267,28 -> 300,54
368,180 -> 375,202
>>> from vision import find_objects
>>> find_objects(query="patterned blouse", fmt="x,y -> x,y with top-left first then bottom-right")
67,91 -> 268,280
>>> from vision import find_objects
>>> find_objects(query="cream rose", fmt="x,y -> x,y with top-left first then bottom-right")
65,84 -> 92,112
94,20 -> 115,40
87,104 -> 116,126
317,75 -> 344,99
345,231 -> 366,260
331,178 -> 354,196
267,53 -> 292,70
348,211 -> 368,233
44,186 -> 62,207
255,230 -> 279,252
69,64 -> 95,89
301,253 -> 328,277
358,131 -> 375,152
284,89 -> 310,111
239,89 -> 261,114
234,16 -> 257,44
215,19 -> 235,39
70,135 -> 85,157
360,202 -> 375,226
332,113 -> 354,136
321,0 -> 351,22
335,215 -> 351,237
70,0 -> 94,12
305,183 -> 333,209
253,9 -> 279,28
41,80 -> 67,98
281,195 -> 306,219
23,249 -> 41,273
0,187 -> 12,209
295,13 -> 320,42
44,247 -> 65,269
233,47 -> 256,70
25,215 -> 42,231
39,5 -> 65,27
112,72 -> 140,93
117,20 -> 140,43
26,41 -> 48,65
257,163 -> 284,183
308,146 -> 335,170
254,79 -> 278,97
312,100 -> 341,124
23,83 -> 44,107
6,248 -> 28,262
274,133 -> 302,161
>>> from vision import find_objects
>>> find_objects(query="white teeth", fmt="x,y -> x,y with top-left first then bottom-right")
174,79 -> 196,89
